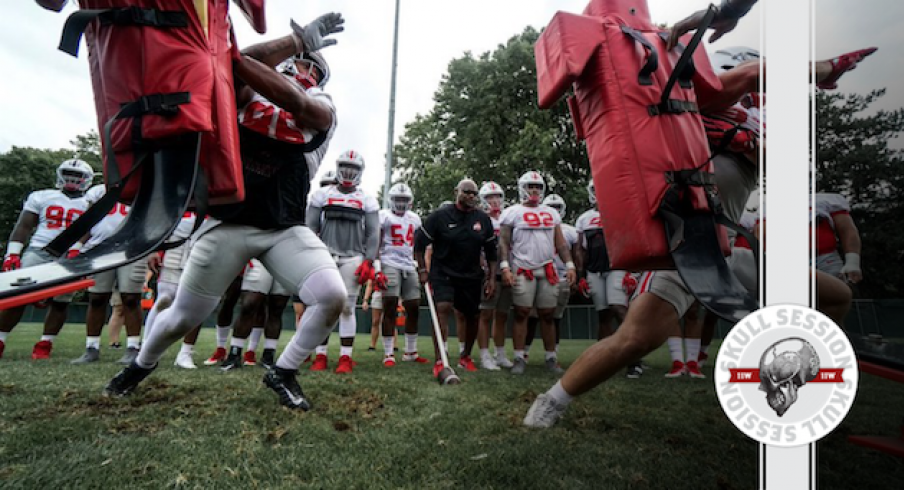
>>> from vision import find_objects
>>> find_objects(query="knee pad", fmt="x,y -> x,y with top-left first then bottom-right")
299,268 -> 347,319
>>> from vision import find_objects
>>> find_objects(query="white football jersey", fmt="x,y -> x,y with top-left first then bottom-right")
813,193 -> 850,229
378,209 -> 421,271
309,185 -> 380,257
575,209 -> 603,247
22,189 -> 91,249
553,223 -> 579,277
501,204 -> 562,270
83,185 -> 131,252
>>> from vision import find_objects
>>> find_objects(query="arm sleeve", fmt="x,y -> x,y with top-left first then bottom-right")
414,212 -> 436,254
483,216 -> 499,263
306,205 -> 323,234
364,211 -> 380,261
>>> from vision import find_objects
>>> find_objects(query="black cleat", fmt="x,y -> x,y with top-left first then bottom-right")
260,348 -> 276,369
117,347 -> 140,365
625,363 -> 643,379
263,366 -> 311,411
103,361 -> 156,397
220,351 -> 243,372
71,347 -> 100,364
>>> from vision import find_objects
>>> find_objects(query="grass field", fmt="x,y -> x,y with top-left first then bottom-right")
1,323 -> 903,489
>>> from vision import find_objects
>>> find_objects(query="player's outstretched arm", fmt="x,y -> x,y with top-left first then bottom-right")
234,56 -> 333,132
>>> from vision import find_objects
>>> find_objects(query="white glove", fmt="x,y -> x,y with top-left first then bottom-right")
290,13 -> 345,53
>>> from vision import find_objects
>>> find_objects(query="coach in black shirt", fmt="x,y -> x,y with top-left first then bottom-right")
415,179 -> 497,372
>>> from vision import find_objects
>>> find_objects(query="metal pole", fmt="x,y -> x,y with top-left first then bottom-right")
383,0 -> 401,208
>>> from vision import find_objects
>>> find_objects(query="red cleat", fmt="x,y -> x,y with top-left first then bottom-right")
686,360 -> 706,379
32,340 -> 53,360
310,354 -> 328,371
243,350 -> 257,366
817,47 -> 878,90
203,347 -> 227,366
403,352 -> 429,363
433,360 -> 443,378
664,360 -> 686,378
335,355 -> 354,374
457,356 -> 478,372
697,351 -> 709,367
383,356 -> 396,367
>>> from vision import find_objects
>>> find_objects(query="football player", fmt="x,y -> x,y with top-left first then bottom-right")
306,150 -> 380,374
0,159 -> 93,359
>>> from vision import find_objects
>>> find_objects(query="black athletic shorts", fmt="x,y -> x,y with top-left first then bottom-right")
429,270 -> 483,317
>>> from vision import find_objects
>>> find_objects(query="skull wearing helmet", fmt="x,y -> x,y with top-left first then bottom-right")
758,338 -> 820,417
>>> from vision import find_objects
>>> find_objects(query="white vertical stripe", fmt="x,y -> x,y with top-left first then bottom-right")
762,0 -> 815,489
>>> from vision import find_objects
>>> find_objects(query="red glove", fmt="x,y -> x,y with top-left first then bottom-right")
66,249 -> 80,259
2,254 -> 21,272
622,273 -> 638,297
817,47 -> 877,90
516,268 -> 535,281
544,263 -> 559,285
355,259 -> 376,285
577,278 -> 591,297
374,271 -> 388,291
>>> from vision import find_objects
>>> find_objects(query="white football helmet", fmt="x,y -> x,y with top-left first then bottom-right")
278,50 -> 330,89
479,181 -> 504,212
543,194 -> 566,217
587,181 -> 597,206
517,171 -> 545,204
336,150 -> 364,187
319,170 -> 337,187
389,183 -> 414,214
56,159 -> 94,193
710,46 -> 760,74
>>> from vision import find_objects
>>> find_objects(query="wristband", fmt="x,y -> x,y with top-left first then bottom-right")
565,261 -> 576,270
500,261 -> 510,270
374,259 -> 382,273
844,253 -> 861,269
418,268 -> 427,273
6,241 -> 23,256
291,31 -> 304,53
70,242 -> 83,252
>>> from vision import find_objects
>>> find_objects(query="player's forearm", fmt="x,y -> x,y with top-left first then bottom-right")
573,242 -> 585,277
305,206 -> 323,233
234,55 -> 305,116
363,212 -> 380,260
242,35 -> 299,68
701,62 -> 762,113
415,251 -> 427,272
498,227 -> 513,269
718,0 -> 758,21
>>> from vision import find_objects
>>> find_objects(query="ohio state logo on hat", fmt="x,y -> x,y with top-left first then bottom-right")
715,304 -> 859,447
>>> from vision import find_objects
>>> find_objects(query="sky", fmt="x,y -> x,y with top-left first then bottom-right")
0,0 -> 895,203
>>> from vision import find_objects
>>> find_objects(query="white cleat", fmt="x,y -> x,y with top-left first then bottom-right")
174,352 -> 198,369
523,393 -> 568,429
480,354 -> 500,371
495,354 -> 514,369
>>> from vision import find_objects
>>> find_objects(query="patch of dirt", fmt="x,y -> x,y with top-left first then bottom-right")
0,384 -> 19,395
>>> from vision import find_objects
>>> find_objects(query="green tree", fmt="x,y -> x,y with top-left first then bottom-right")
393,27 -> 591,220
815,89 -> 904,298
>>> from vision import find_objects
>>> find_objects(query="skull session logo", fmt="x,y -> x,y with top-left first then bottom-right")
715,305 -> 859,447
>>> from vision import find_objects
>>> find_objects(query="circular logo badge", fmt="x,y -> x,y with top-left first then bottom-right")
714,304 -> 859,447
